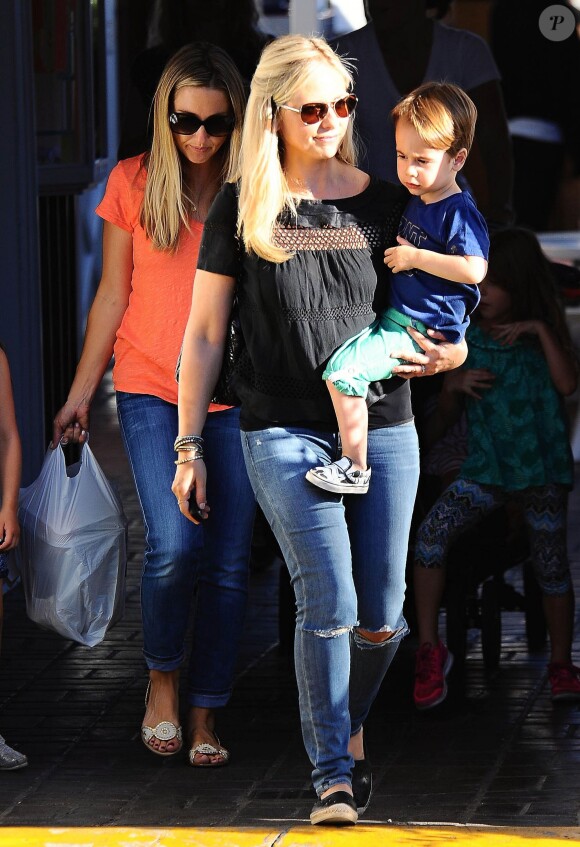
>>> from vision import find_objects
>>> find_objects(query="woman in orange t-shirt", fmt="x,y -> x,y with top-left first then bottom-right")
52,44 -> 255,767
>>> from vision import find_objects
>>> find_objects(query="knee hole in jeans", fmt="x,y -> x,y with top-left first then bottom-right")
311,625 -> 352,638
355,626 -> 404,646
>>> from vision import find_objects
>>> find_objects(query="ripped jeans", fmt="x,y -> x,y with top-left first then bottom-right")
241,422 -> 419,795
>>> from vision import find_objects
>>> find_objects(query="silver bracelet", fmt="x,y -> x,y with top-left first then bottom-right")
174,434 -> 204,452
174,454 -> 204,465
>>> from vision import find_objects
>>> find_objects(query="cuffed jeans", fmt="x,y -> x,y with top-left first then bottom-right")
241,422 -> 419,794
117,393 -> 256,708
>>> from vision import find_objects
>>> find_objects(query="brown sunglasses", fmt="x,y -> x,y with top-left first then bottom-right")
276,94 -> 358,125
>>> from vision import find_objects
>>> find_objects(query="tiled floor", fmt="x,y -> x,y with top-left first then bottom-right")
0,373 -> 579,829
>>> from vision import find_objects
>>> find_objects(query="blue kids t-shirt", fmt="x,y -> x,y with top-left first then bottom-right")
389,192 -> 489,343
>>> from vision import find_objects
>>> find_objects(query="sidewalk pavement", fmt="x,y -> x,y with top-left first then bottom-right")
0,373 -> 579,844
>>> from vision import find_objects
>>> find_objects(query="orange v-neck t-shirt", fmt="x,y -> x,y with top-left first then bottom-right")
96,155 -> 228,411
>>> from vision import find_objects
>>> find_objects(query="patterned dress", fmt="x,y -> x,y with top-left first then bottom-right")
415,322 -> 574,594
460,323 -> 573,490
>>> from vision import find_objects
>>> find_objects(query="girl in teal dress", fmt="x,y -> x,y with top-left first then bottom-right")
411,228 -> 580,709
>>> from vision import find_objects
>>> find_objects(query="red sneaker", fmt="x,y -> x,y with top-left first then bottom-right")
414,641 -> 453,710
548,662 -> 580,702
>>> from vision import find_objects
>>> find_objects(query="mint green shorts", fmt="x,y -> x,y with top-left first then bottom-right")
322,307 -> 428,398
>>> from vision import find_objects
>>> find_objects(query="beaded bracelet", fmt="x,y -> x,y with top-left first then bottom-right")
174,434 -> 204,452
175,454 -> 205,465
174,443 -> 204,453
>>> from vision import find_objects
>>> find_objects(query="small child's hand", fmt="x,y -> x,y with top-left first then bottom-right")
491,320 -> 542,346
0,507 -> 20,551
384,236 -> 418,273
446,367 -> 495,400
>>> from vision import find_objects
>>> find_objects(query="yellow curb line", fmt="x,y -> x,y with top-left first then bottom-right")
1,826 -> 579,847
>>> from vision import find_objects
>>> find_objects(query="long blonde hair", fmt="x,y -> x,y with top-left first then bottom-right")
237,35 -> 357,263
141,42 -> 246,252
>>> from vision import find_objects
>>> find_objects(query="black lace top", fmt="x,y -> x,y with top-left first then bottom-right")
197,178 -> 413,431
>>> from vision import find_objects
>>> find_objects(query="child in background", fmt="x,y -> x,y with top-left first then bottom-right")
413,228 -> 579,709
0,345 -> 27,769
307,82 -> 488,494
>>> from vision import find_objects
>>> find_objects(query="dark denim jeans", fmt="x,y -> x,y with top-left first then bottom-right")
241,421 -> 419,794
116,393 -> 255,708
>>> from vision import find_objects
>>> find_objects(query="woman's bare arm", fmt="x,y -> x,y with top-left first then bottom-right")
172,269 -> 236,523
52,222 -> 133,445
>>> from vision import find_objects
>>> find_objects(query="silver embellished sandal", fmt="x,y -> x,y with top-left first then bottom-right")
0,734 -> 28,770
189,733 -> 230,768
141,681 -> 183,757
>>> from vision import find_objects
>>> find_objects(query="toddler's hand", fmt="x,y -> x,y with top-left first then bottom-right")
491,320 -> 542,346
384,236 -> 417,273
446,367 -> 495,399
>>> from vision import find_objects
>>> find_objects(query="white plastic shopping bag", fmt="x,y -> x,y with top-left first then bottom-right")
14,442 -> 127,647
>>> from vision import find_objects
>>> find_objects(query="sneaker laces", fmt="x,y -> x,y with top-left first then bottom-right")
550,662 -> 580,681
415,644 -> 440,682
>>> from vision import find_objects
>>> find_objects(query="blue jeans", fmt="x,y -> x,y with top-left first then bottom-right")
117,394 -> 256,708
241,422 -> 419,794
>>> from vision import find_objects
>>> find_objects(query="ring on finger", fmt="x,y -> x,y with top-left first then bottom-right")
420,364 -> 426,374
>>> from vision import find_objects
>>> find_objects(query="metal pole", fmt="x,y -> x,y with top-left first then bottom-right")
329,0 -> 366,35
289,0 -> 319,34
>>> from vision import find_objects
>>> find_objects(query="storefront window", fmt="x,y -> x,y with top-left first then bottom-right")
32,0 -> 108,193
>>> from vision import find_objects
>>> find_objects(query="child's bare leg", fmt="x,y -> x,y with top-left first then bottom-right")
413,564 -> 446,647
305,382 -> 372,493
327,382 -> 368,471
544,588 -> 575,664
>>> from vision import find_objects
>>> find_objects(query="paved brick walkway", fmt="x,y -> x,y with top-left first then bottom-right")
0,372 -> 579,833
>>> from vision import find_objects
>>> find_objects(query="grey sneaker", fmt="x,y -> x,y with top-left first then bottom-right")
0,735 -> 28,770
306,456 -> 371,494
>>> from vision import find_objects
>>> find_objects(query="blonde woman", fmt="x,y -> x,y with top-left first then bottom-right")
53,44 -> 255,766
174,34 -> 468,823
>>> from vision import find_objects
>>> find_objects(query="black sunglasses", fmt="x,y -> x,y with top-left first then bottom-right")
169,111 -> 235,137
277,94 -> 358,125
